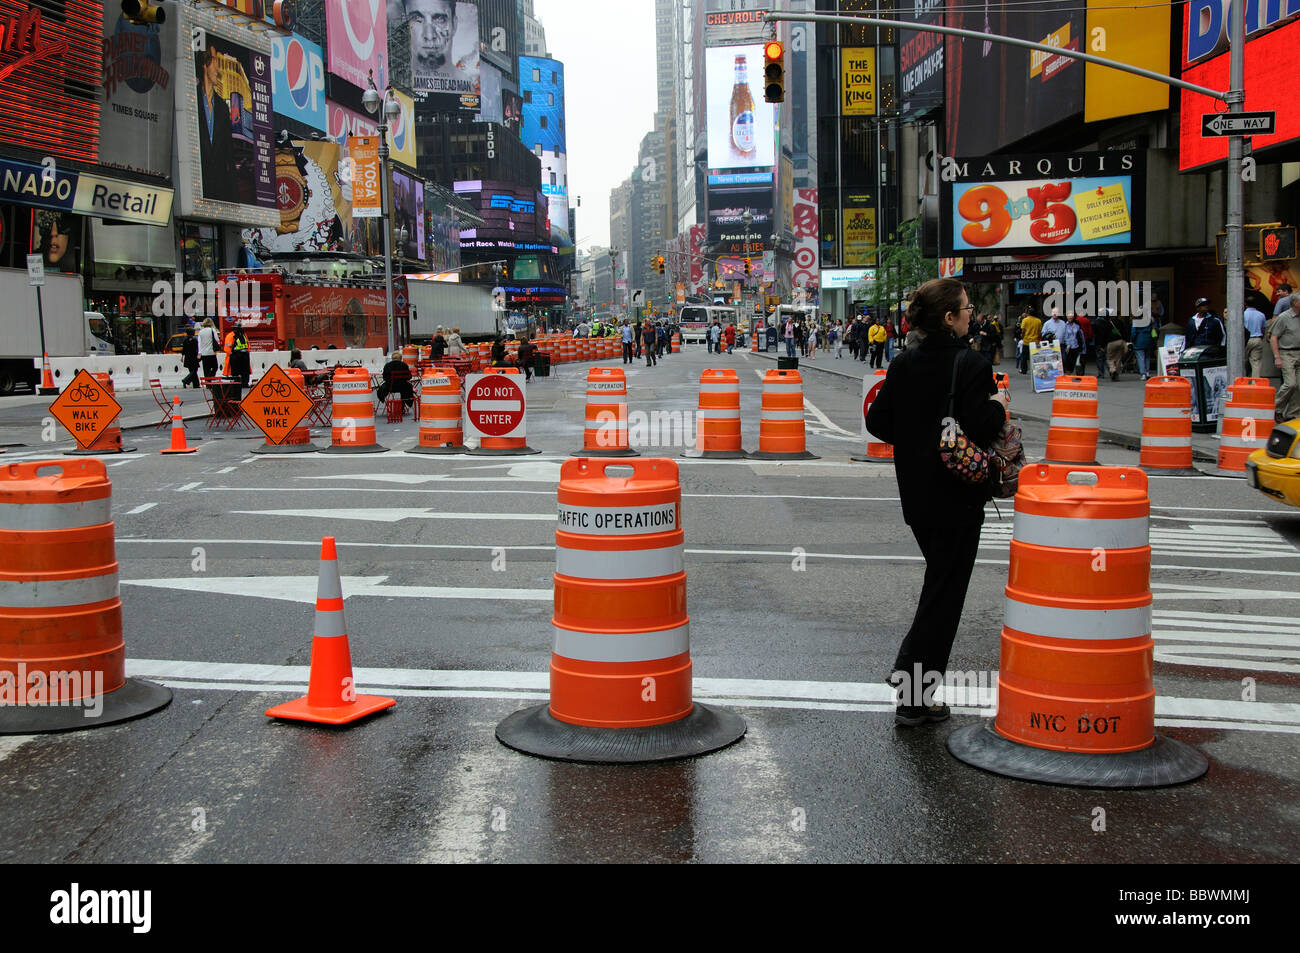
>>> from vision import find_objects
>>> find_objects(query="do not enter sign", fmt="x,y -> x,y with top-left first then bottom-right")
464,373 -> 526,439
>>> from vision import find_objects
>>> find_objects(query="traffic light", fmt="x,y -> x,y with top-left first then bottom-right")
121,0 -> 166,23
764,40 -> 785,103
656,255 -> 666,275
744,257 -> 752,276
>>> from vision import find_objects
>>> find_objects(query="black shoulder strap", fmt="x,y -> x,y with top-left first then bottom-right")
946,348 -> 966,419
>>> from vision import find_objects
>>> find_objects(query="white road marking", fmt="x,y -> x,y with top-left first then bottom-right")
120,576 -> 550,603
176,482 -> 201,492
1152,584 -> 1300,600
1153,608 -> 1300,673
229,507 -> 557,523
215,466 -> 236,474
125,503 -> 157,514
123,658 -> 1300,735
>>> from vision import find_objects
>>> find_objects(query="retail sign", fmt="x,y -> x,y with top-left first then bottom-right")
350,135 -> 381,218
940,151 -> 1145,257
0,156 -> 174,226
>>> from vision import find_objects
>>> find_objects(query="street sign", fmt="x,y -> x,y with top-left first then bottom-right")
49,369 -> 123,450
26,254 -> 44,286
240,364 -> 313,445
1200,112 -> 1275,137
464,373 -> 525,439
862,378 -> 884,434
631,289 -> 645,307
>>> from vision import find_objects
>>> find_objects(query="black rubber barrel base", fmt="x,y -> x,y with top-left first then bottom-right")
496,702 -> 746,764
67,446 -> 138,456
571,447 -> 640,457
1139,465 -> 1202,476
319,443 -> 388,453
850,454 -> 891,463
251,441 -> 318,454
747,450 -> 820,460
0,678 -> 172,735
947,720 -> 1209,789
1043,457 -> 1100,466
680,449 -> 747,459
466,445 -> 542,455
406,444 -> 468,455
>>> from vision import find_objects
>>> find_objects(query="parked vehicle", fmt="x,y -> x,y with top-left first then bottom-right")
0,269 -> 108,395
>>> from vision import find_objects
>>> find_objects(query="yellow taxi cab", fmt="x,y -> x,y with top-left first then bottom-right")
1245,419 -> 1300,507
163,333 -> 187,353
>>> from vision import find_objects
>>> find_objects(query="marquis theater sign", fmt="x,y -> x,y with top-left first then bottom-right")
0,1 -> 103,164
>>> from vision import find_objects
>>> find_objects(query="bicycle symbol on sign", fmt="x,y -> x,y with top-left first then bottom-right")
259,378 -> 293,399
67,381 -> 101,403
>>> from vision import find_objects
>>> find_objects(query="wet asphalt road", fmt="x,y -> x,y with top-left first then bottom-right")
1,345 -> 1298,864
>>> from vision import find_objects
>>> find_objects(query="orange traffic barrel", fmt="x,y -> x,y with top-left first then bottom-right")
578,367 -> 638,457
495,457 -> 746,762
671,333 -> 681,353
1044,375 -> 1099,465
0,458 -> 171,733
408,367 -> 466,455
66,373 -> 134,456
1215,377 -> 1276,477
561,340 -> 575,364
685,368 -> 746,458
947,464 -> 1208,788
469,367 -> 541,455
1139,376 -> 1197,475
251,367 -> 316,454
750,368 -> 818,459
401,344 -> 419,377
853,369 -> 892,463
321,366 -> 386,453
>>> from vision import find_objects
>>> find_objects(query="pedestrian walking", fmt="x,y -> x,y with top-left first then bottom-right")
1130,319 -> 1154,378
1102,311 -> 1128,381
1017,312 -> 1041,374
864,278 -> 1009,726
621,320 -> 634,364
868,318 -> 887,368
724,323 -> 736,353
1270,292 -> 1300,420
181,327 -> 200,388
1244,303 -> 1267,377
431,327 -> 447,360
446,327 -> 465,356
784,318 -> 796,358
806,324 -> 818,360
517,335 -> 536,381
831,321 -> 843,359
885,318 -> 896,362
643,318 -> 658,367
197,318 -> 219,379
1059,313 -> 1084,374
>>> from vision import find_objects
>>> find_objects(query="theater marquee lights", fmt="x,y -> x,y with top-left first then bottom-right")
0,0 -> 103,164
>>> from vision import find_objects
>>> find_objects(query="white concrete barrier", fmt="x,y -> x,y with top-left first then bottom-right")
37,348 -> 385,391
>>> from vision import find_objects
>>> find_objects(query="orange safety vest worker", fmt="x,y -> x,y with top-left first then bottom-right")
222,329 -> 234,376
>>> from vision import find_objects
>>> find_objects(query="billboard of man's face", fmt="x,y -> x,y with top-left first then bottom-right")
407,0 -> 454,70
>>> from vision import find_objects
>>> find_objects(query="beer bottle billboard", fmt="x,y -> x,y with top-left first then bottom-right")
729,55 -> 756,158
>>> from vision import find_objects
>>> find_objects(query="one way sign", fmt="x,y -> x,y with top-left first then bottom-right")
1201,111 -> 1276,137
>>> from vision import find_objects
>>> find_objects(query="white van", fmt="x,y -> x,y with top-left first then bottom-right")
677,305 -> 742,344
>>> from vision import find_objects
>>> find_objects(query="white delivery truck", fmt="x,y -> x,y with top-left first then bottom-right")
0,268 -> 109,395
404,278 -> 499,342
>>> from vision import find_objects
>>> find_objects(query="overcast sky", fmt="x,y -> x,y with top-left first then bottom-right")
534,0 -> 659,254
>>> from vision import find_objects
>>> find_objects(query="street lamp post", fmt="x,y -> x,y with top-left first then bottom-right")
362,85 -> 402,355
608,248 -> 619,318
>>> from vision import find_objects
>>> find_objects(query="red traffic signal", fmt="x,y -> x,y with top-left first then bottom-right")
764,41 -> 784,103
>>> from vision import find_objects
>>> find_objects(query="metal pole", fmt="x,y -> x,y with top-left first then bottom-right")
35,285 -> 52,394
1224,5 -> 1246,382
379,119 -> 396,355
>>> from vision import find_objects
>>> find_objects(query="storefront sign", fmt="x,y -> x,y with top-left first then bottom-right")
0,156 -> 173,225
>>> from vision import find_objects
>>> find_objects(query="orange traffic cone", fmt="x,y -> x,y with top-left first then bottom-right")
159,397 -> 197,454
38,353 -> 58,395
266,537 -> 396,726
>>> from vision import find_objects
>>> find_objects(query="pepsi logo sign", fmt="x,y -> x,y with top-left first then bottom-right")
271,35 -> 326,131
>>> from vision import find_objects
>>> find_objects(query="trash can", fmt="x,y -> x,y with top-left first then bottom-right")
533,353 -> 551,378
1177,345 -> 1228,433
777,356 -> 799,370
766,326 -> 778,352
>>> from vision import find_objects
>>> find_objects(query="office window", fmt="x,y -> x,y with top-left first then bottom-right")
551,72 -> 557,84
535,144 -> 542,155
540,116 -> 547,129
547,93 -> 554,106
523,90 -> 531,103
533,68 -> 541,82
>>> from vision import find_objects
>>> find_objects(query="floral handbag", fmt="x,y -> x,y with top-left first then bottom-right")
938,351 -> 992,486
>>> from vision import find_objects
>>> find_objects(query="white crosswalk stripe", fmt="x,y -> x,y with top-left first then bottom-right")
1154,610 -> 1300,674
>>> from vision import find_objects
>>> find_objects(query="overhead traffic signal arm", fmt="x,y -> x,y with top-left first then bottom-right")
764,40 -> 784,104
121,0 -> 166,24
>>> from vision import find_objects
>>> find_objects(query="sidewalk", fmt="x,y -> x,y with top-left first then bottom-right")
0,389 -> 209,447
752,347 -> 1221,463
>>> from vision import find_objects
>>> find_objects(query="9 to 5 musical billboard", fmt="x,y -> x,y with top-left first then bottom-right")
940,151 -> 1145,256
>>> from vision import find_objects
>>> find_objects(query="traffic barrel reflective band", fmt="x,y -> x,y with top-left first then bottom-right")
1139,377 -> 1195,472
323,367 -> 385,453
689,368 -> 745,457
1216,378 -> 1275,475
550,457 -> 690,728
409,368 -> 465,454
265,536 -> 395,725
1044,376 -> 1099,464
752,369 -> 817,459
996,464 -> 1154,754
579,367 -> 638,456
0,458 -> 171,733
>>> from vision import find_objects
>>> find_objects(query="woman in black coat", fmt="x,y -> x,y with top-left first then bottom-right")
181,327 -> 200,388
865,278 -> 1010,727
